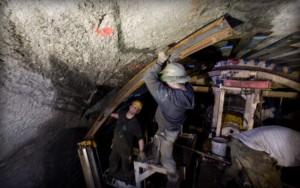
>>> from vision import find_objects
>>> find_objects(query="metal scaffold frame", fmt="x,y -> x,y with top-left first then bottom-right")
77,141 -> 104,188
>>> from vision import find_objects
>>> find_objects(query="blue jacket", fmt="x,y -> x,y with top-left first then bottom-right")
144,63 -> 195,131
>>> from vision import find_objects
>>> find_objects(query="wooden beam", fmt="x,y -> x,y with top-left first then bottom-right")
258,47 -> 298,60
269,49 -> 300,60
247,32 -> 300,59
84,15 -> 234,139
193,86 -> 210,92
257,72 -> 300,91
262,90 -> 299,99
236,35 -> 268,58
243,90 -> 260,130
247,37 -> 283,55
216,88 -> 225,136
220,45 -> 233,57
270,52 -> 300,64
231,35 -> 255,55
193,86 -> 299,99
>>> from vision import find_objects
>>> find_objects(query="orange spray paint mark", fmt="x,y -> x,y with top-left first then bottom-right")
95,26 -> 114,36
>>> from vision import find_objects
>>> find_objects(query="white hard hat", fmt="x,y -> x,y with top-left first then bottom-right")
160,63 -> 190,83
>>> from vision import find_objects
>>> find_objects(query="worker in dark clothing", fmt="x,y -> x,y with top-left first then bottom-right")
108,100 -> 146,180
220,125 -> 300,188
144,49 -> 195,187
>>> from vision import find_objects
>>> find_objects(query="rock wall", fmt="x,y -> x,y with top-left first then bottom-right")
0,0 -> 298,187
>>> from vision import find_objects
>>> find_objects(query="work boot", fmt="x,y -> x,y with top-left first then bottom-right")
166,180 -> 180,188
166,172 -> 179,188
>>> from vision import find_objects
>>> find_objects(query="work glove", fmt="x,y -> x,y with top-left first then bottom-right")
157,50 -> 170,64
137,151 -> 146,162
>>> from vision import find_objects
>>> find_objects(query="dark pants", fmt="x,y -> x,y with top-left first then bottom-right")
108,137 -> 131,178
221,139 -> 282,188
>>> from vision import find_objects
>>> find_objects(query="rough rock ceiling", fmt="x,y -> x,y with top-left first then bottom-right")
0,0 -> 299,187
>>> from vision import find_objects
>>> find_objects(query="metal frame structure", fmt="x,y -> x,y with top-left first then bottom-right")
77,141 -> 103,188
208,61 -> 300,136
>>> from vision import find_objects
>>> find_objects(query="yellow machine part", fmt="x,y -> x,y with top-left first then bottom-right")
77,140 -> 97,148
222,112 -> 243,129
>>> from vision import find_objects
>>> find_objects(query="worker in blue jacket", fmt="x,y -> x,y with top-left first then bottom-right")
144,49 -> 195,188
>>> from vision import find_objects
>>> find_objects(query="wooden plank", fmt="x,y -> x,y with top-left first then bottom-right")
247,32 -> 300,59
189,75 -> 208,85
271,53 -> 300,64
216,89 -> 225,136
236,35 -> 268,58
84,15 -> 233,139
212,87 -> 221,130
231,35 -> 255,55
193,86 -> 210,92
220,45 -> 233,57
243,90 -> 260,130
258,47 -> 297,60
269,49 -> 300,60
247,37 -> 283,54
256,72 -> 300,91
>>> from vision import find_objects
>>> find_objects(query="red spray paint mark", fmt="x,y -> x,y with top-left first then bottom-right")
129,64 -> 143,70
95,26 -> 114,36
